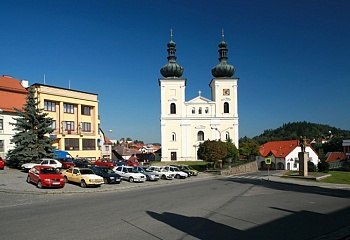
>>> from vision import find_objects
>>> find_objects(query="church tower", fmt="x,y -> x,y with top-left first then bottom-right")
159,30 -> 239,161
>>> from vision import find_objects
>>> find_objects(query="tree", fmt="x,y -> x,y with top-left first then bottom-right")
224,138 -> 239,163
239,139 -> 259,160
7,86 -> 55,167
197,140 -> 227,168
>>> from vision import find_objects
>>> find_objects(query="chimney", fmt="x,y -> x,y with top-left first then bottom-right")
21,80 -> 29,88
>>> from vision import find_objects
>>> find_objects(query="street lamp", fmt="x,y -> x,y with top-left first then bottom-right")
211,127 -> 233,141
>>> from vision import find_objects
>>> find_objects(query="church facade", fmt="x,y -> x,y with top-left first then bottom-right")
159,31 -> 239,161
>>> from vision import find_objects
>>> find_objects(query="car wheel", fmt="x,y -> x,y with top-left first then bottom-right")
37,181 -> 43,189
26,176 -> 31,183
129,177 -> 134,183
176,174 -> 180,179
81,180 -> 87,188
103,178 -> 108,184
161,175 -> 166,180
146,175 -> 150,181
64,176 -> 68,183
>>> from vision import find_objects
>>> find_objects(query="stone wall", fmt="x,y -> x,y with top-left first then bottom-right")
220,161 -> 259,176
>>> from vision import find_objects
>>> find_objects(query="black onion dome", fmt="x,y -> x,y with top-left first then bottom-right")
212,30 -> 235,78
160,30 -> 184,78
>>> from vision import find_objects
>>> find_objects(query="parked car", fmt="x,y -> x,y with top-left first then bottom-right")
113,166 -> 145,183
72,159 -> 93,168
146,166 -> 174,180
163,166 -> 188,179
21,158 -> 63,172
58,158 -> 75,169
179,165 -> 199,176
170,164 -> 192,177
90,166 -> 121,184
62,167 -> 104,188
133,166 -> 160,181
0,157 -> 5,170
94,159 -> 116,168
126,160 -> 140,167
26,165 -> 65,189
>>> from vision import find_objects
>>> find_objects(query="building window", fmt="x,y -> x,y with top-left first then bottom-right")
105,146 -> 109,151
63,121 -> 74,131
205,107 -> 209,114
81,122 -> 91,132
192,107 -> 195,114
170,103 -> 176,114
51,120 -> 56,130
0,140 -> 3,152
198,107 -> 202,114
65,138 -> 79,150
64,103 -> 74,113
197,131 -> 204,141
225,132 -> 230,140
82,139 -> 96,150
44,101 -> 56,112
81,106 -> 91,115
0,119 -> 3,130
171,132 -> 176,141
224,102 -> 229,113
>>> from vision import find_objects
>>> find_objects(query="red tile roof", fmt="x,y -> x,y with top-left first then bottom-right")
260,140 -> 300,158
0,75 -> 27,113
326,152 -> 345,162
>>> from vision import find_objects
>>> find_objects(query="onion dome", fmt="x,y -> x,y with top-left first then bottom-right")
211,29 -> 235,78
160,29 -> 184,78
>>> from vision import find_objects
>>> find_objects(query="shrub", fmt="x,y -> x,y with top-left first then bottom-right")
308,161 -> 317,172
318,160 -> 330,173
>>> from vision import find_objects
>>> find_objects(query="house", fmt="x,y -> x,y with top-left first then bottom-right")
342,139 -> 350,162
326,152 -> 346,170
0,75 -> 28,158
257,140 -> 319,170
99,128 -> 113,159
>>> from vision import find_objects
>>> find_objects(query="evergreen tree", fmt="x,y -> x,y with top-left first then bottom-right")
7,86 -> 55,167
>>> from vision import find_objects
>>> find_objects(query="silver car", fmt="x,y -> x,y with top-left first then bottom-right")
133,166 -> 160,181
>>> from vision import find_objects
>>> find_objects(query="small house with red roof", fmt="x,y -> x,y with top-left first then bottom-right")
257,140 -> 319,170
0,75 -> 28,158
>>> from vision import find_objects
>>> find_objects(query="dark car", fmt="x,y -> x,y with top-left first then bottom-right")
72,159 -> 92,168
90,166 -> 121,184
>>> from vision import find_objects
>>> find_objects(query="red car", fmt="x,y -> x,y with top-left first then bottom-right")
94,159 -> 116,168
58,158 -> 76,169
26,165 -> 65,189
0,157 -> 4,170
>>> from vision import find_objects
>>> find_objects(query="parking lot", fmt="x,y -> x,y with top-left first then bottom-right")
0,167 -> 215,194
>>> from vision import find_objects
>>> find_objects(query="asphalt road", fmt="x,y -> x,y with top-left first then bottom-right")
1,171 -> 350,240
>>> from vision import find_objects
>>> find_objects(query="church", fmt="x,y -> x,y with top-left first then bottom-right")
158,30 -> 239,161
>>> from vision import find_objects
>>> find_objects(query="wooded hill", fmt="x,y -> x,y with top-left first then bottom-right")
249,121 -> 350,145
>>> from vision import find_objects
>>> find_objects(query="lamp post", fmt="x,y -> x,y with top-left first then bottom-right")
211,127 -> 233,141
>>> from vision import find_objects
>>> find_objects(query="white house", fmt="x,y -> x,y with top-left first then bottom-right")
159,30 -> 239,161
257,140 -> 319,170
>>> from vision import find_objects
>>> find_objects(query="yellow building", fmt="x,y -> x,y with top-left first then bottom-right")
32,84 -> 100,160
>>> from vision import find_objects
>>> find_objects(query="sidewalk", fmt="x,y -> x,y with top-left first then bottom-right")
262,172 -> 350,190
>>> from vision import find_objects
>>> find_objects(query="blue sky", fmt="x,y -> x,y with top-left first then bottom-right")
1,0 -> 349,143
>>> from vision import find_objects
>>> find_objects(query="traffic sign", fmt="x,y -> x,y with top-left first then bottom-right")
265,158 -> 272,165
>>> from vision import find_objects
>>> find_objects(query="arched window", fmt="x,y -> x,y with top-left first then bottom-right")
197,131 -> 204,141
225,132 -> 230,140
170,103 -> 176,114
224,102 -> 229,113
198,107 -> 202,114
192,107 -> 195,114
171,132 -> 176,141
205,107 -> 209,113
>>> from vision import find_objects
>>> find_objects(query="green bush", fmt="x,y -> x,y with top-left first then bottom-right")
318,160 -> 330,173
308,161 -> 317,172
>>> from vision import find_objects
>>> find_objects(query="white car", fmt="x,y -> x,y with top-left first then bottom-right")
146,166 -> 175,180
21,158 -> 63,171
163,166 -> 188,179
113,166 -> 146,183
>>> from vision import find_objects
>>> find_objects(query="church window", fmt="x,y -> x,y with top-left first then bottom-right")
170,103 -> 176,114
198,107 -> 202,114
224,102 -> 229,113
197,131 -> 204,141
205,107 -> 209,113
192,107 -> 195,114
171,132 -> 176,141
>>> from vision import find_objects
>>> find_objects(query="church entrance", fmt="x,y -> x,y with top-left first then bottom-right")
171,151 -> 177,161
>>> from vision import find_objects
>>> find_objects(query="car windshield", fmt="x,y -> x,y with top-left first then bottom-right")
182,166 -> 190,170
63,159 -> 74,162
102,168 -> 114,173
41,168 -> 58,174
127,168 -> 139,173
80,169 -> 94,175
